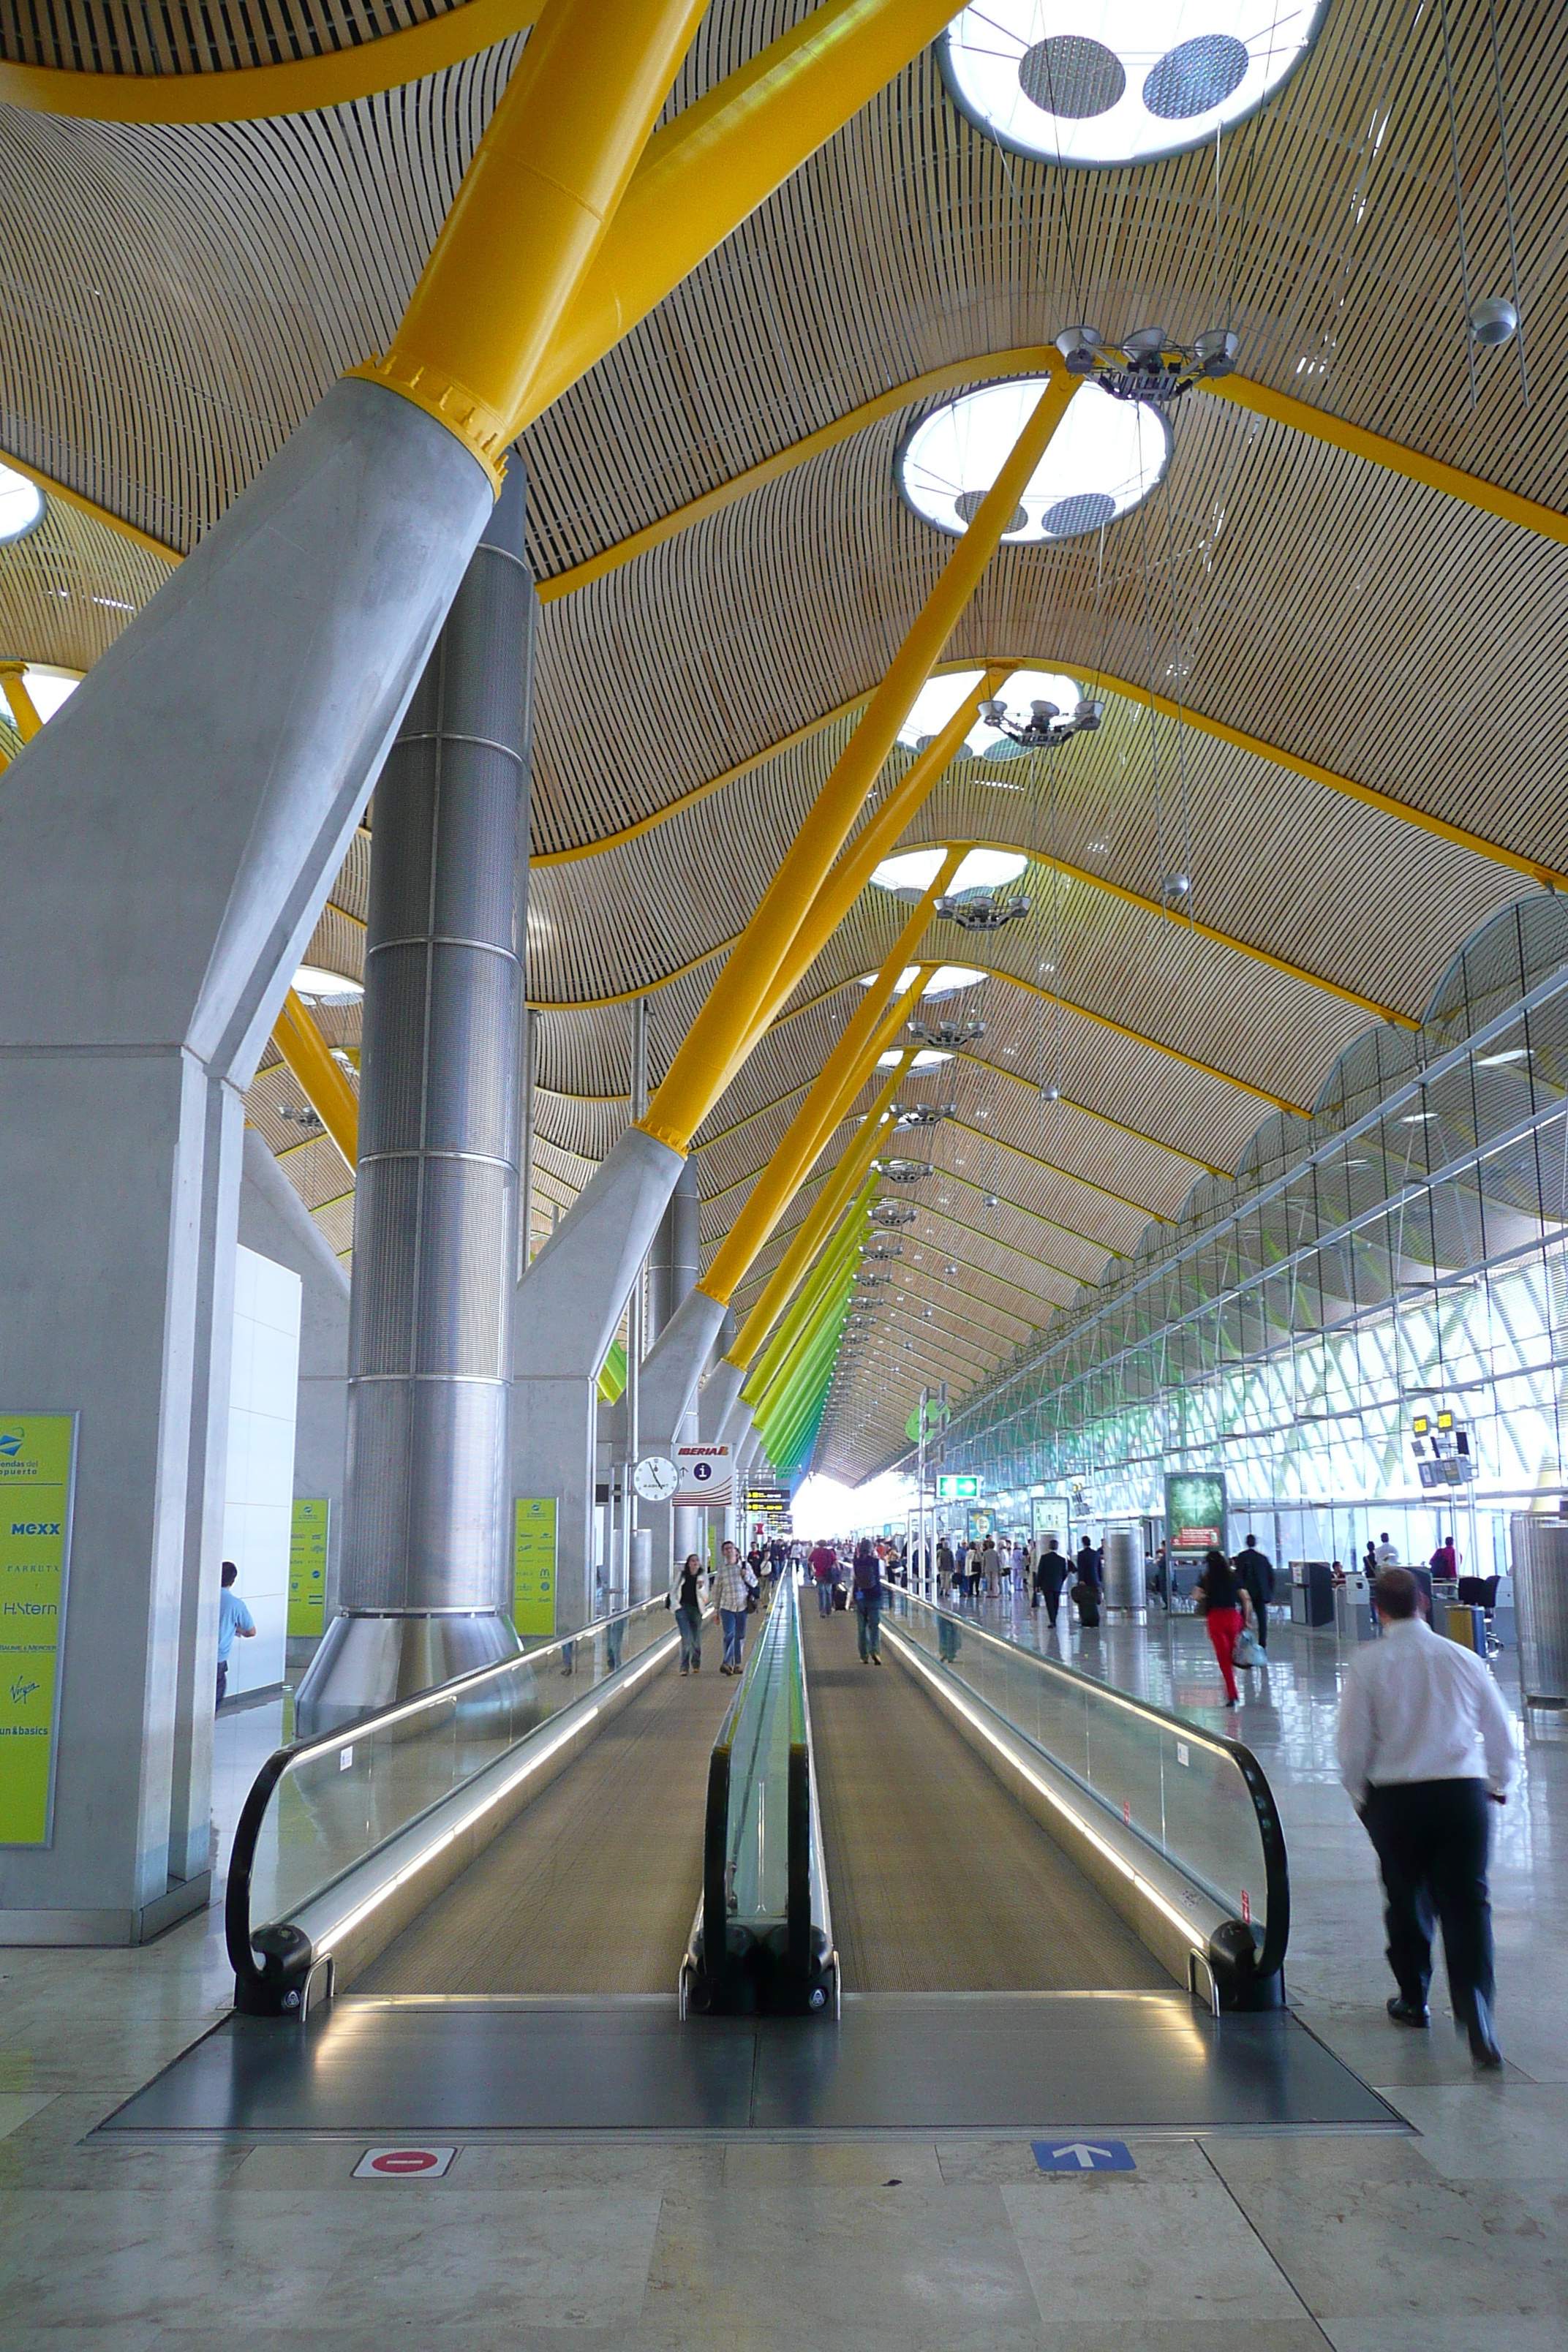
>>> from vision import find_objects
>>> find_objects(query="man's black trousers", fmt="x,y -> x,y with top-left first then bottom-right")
1363,1777 -> 1493,2022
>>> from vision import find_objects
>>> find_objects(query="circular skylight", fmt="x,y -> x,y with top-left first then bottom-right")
293,964 -> 364,1004
900,380 -> 1167,543
0,461 -> 43,544
871,847 -> 1028,897
938,0 -> 1330,169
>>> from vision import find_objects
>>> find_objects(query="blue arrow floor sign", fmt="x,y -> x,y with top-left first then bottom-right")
1032,2139 -> 1136,2172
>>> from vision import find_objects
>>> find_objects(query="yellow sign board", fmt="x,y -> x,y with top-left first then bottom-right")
513,1498 -> 557,1638
0,1412 -> 78,1846
287,1498 -> 329,1637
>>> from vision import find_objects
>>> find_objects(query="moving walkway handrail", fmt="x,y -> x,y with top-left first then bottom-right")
886,1589 -> 1289,1999
686,1572 -> 836,2016
227,1595 -> 675,2014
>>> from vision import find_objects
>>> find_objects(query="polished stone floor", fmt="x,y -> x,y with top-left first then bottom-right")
2,1609 -> 1565,2348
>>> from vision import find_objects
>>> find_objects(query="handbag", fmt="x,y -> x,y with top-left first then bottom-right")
1232,1626 -> 1259,1667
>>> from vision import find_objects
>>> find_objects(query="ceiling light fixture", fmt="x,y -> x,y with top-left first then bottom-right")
900,379 -> 1167,544
938,0 -> 1330,170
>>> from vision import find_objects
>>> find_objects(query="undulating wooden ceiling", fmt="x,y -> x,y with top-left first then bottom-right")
1,0 -> 1564,1480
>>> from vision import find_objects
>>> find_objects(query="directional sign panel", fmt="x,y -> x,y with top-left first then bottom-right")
1031,2139 -> 1136,2173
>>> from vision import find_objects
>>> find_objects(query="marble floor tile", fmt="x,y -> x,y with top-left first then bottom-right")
0,2186 -> 662,2333
0,2092 -> 55,2142
1392,2083 -> 1568,2180
635,2183 -> 1044,2352
1202,2169 -> 1568,2322
1002,2176 -> 1305,2328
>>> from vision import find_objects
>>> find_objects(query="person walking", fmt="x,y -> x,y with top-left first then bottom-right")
808,1537 -> 838,1618
1033,1537 -> 1067,1624
1150,1539 -> 1170,1611
936,1536 -> 955,1598
216,1559 -> 256,1707
1010,1536 -> 1028,1597
1196,1546 -> 1244,1708
1337,1566 -> 1518,2066
674,1551 -> 706,1675
851,1539 -> 884,1664
979,1534 -> 999,1597
715,1540 -> 758,1676
1233,1531 -> 1276,1651
1074,1536 -> 1098,1595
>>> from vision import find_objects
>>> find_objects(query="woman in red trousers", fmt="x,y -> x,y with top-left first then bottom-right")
1196,1547 -> 1244,1709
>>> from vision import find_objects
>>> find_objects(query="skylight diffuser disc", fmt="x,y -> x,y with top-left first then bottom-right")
900,380 -> 1167,543
938,0 -> 1330,170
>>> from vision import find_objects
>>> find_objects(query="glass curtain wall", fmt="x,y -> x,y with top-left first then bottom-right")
943,896 -> 1568,1577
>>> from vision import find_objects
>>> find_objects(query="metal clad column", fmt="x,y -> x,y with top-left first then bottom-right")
297,467 -> 538,1732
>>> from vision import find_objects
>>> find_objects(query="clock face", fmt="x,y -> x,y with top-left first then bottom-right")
633,1454 -> 679,1502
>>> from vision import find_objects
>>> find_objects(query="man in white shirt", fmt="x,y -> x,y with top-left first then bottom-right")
1337,1567 -> 1518,2067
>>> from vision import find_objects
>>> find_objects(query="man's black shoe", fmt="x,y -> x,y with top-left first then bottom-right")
1466,1996 -> 1503,2069
1387,1996 -> 1429,2027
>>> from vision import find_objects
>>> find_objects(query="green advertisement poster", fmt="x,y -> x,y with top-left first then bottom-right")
1165,1470 -> 1227,1556
0,1411 -> 78,1846
513,1498 -> 558,1638
287,1498 -> 329,1637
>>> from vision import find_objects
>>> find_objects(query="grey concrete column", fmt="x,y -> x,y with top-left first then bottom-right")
298,465 -> 538,1733
0,378 -> 489,1940
236,1127 -> 350,1620
641,1157 -> 704,1578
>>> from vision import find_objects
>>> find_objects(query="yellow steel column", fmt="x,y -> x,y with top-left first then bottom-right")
745,1183 -> 872,1407
271,990 -> 360,1172
0,662 -> 43,742
525,0 -> 967,426
640,381 -> 1075,1155
709,676 -> 1008,1095
730,1052 -> 913,1373
699,860 -> 960,1304
350,0 -> 710,483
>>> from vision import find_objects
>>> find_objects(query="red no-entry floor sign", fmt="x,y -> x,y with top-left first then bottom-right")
353,2144 -> 457,2179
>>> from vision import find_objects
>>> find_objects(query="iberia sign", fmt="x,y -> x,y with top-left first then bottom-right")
674,1444 -> 732,1507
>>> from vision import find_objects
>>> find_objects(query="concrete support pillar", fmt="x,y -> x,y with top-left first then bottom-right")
641,1158 -> 704,1581
236,1128 -> 350,1629
0,378 -> 489,1939
298,467 -> 538,1733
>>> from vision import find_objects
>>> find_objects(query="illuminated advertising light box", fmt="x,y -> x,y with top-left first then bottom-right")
1164,1470 -> 1227,1558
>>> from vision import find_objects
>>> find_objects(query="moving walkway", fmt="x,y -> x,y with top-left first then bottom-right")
104,1571 -> 1392,2138
226,1569 -> 1282,2019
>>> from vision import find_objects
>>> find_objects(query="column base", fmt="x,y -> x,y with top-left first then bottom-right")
0,1870 -> 211,1947
293,1608 -> 520,1738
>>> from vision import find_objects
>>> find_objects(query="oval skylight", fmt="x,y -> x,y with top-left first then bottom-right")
0,461 -> 44,543
900,380 -> 1167,543
7,665 -> 80,725
293,964 -> 364,1004
872,847 -> 1028,897
938,0 -> 1330,169
877,1047 -> 955,1069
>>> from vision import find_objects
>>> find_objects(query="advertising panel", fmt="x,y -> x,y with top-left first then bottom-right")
0,1411 -> 78,1846
1164,1470 -> 1227,1556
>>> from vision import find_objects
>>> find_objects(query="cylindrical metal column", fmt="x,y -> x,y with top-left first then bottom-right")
1512,1512 -> 1568,1711
297,464 -> 538,1733
1101,1526 -> 1146,1625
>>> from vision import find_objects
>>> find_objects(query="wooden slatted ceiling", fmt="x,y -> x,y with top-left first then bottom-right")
0,0 -> 472,74
4,0 -> 1567,1469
